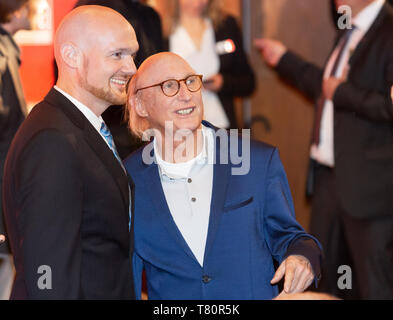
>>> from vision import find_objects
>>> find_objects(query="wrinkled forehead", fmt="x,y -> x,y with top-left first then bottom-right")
137,55 -> 196,88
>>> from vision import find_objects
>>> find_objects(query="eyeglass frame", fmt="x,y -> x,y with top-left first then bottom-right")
134,74 -> 203,97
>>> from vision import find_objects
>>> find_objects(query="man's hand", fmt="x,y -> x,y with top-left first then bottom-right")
323,76 -> 345,101
203,73 -> 223,92
270,255 -> 314,294
0,234 -> 5,243
253,38 -> 287,67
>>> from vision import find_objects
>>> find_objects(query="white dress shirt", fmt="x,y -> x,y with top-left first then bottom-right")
54,86 -> 111,148
154,125 -> 215,266
170,19 -> 230,129
310,0 -> 385,167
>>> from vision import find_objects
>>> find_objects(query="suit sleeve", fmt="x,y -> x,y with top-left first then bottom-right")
132,252 -> 144,300
333,53 -> 393,121
262,148 -> 322,283
0,53 -> 6,130
218,16 -> 256,97
275,50 -> 324,102
16,130 -> 83,299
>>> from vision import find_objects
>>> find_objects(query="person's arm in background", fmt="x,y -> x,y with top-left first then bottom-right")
254,38 -> 324,102
261,148 -> 322,293
204,16 -> 256,97
327,52 -> 393,122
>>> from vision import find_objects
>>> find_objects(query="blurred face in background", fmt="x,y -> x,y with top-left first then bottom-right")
178,0 -> 209,17
16,0 -> 42,31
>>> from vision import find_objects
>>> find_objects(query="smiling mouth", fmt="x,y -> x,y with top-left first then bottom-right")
110,78 -> 128,86
175,107 -> 195,115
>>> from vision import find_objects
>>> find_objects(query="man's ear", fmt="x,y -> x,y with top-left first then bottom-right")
131,95 -> 149,118
60,43 -> 81,69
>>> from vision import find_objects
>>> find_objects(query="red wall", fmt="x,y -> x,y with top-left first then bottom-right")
19,0 -> 77,104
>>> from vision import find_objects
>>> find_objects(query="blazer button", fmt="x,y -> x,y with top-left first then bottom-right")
202,275 -> 211,283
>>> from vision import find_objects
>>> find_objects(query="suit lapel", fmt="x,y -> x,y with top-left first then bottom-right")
44,89 -> 130,214
203,127 -> 231,264
142,155 -> 200,265
349,4 -> 388,67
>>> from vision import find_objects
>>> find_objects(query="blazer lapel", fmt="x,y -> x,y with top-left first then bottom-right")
142,157 -> 200,265
349,4 -> 387,67
203,124 -> 231,264
44,89 -> 130,215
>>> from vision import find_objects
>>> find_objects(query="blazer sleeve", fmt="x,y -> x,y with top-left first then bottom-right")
275,50 -> 324,102
16,130 -> 83,299
333,54 -> 393,122
217,16 -> 256,97
132,252 -> 144,300
261,148 -> 322,282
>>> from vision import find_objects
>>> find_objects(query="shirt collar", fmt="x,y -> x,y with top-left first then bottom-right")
353,0 -> 385,32
154,124 -> 213,180
54,86 -> 104,132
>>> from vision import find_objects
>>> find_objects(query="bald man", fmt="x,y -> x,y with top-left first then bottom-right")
2,6 -> 139,299
124,52 -> 322,300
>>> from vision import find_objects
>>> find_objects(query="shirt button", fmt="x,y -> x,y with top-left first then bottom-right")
188,178 -> 192,183
202,275 -> 211,283
191,197 -> 196,202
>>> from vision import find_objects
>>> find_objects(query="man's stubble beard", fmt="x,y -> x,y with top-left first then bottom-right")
78,60 -> 127,106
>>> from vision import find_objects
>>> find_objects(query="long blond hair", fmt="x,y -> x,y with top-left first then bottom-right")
168,0 -> 225,35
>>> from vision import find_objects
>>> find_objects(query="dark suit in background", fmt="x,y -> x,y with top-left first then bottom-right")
2,89 -> 135,299
275,3 -> 393,299
0,26 -> 27,299
74,0 -> 163,158
0,26 -> 26,255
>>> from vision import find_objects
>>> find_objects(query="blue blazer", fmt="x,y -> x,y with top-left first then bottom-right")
124,122 -> 322,300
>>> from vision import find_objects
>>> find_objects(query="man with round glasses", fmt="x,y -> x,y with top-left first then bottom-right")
124,52 -> 322,300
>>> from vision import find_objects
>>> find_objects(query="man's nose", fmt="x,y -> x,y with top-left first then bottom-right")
177,81 -> 192,100
122,55 -> 137,75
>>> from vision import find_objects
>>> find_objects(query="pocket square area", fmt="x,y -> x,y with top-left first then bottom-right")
223,196 -> 254,212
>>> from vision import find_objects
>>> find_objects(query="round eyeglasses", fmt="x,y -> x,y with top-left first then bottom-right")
135,74 -> 203,97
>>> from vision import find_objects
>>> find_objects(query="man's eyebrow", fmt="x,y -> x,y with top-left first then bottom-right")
110,48 -> 139,54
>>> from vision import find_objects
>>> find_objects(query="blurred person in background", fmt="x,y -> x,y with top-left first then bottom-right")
73,0 -> 164,158
167,0 -> 255,129
0,0 -> 38,300
255,0 -> 393,299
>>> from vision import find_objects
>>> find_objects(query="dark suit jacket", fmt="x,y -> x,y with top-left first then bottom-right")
2,88 -> 135,299
275,3 -> 393,219
0,26 -> 27,254
165,15 -> 256,129
125,121 -> 322,300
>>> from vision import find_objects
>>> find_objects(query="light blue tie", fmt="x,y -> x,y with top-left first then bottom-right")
100,121 -> 132,229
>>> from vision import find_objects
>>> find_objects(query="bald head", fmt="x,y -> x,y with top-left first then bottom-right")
131,52 -> 196,93
54,5 -> 135,67
127,52 -> 204,138
54,5 -> 139,115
